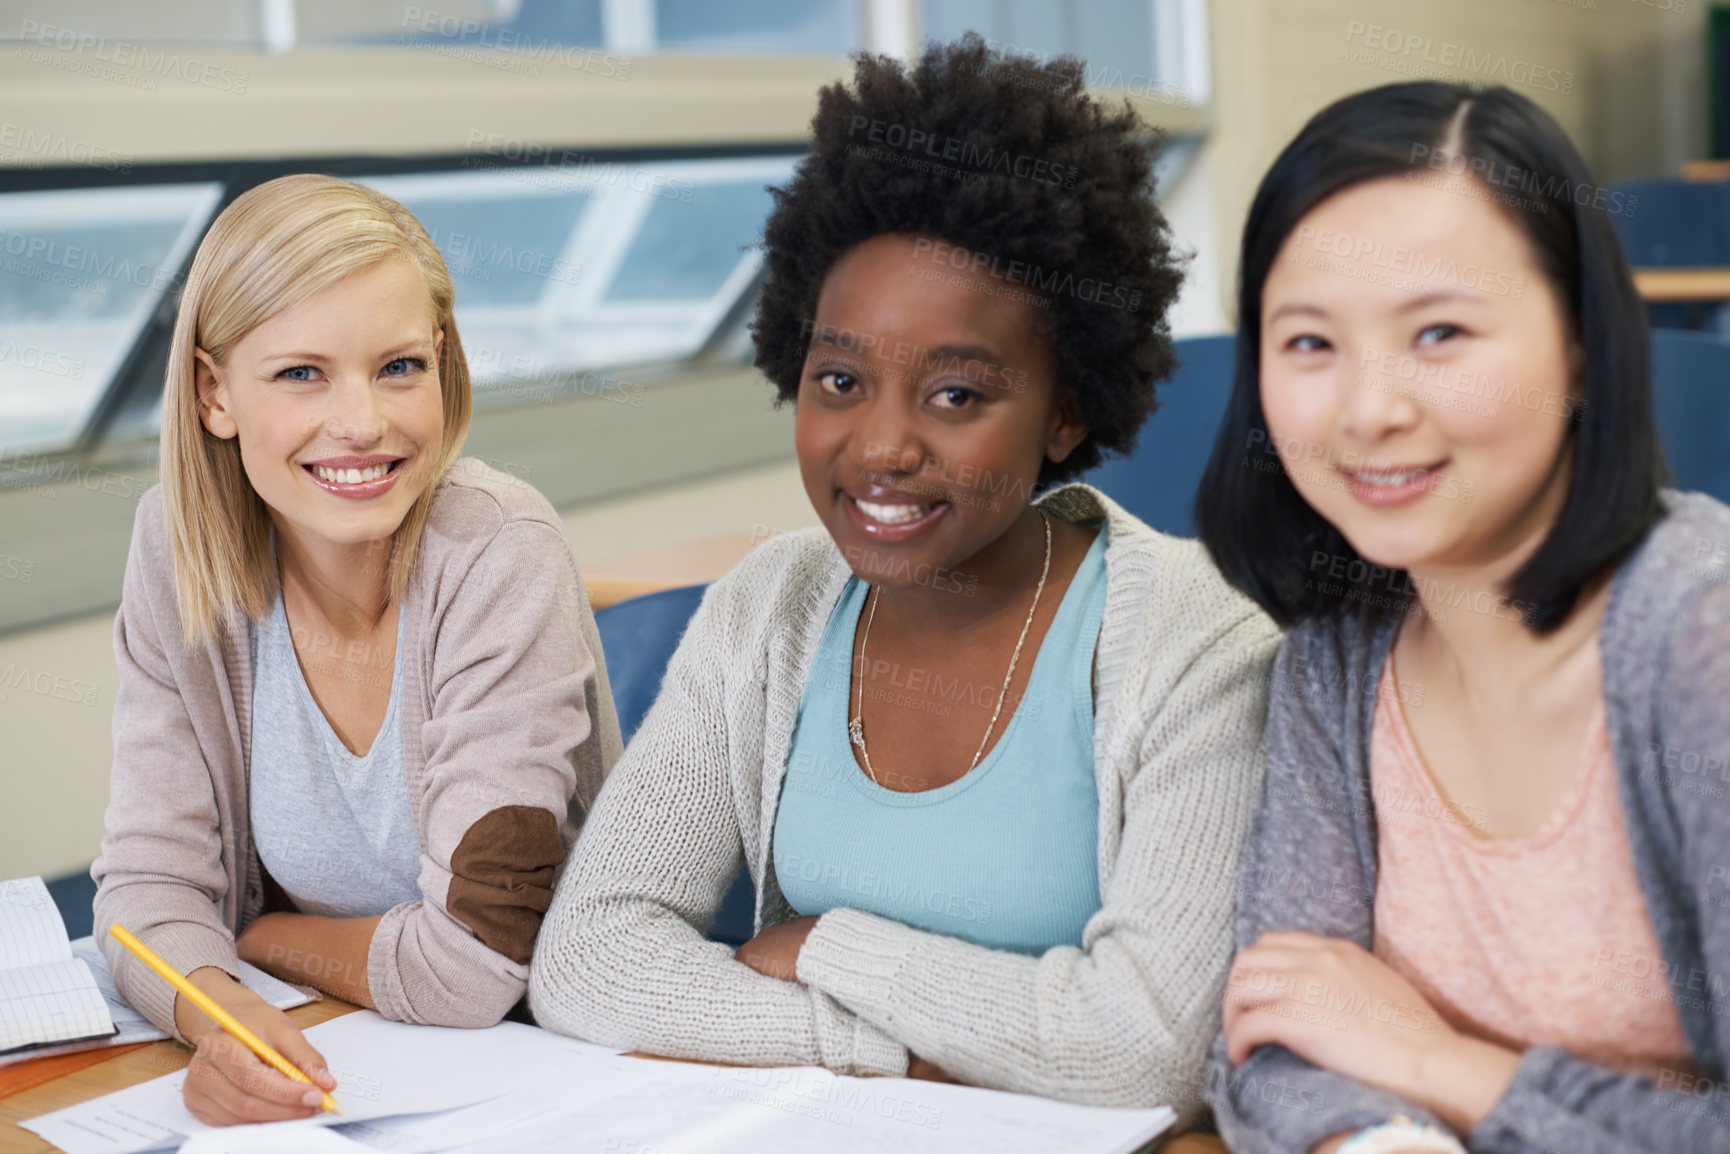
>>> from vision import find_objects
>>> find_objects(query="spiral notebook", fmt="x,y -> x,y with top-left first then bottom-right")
0,876 -> 116,1055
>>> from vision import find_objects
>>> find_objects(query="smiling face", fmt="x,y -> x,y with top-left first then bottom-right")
793,233 -> 1087,589
1258,175 -> 1581,583
196,258 -> 446,560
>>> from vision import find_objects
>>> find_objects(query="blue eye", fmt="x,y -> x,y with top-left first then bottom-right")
279,365 -> 317,382
383,357 -> 425,377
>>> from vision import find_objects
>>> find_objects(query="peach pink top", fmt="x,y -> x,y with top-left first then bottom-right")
1369,659 -> 1693,1077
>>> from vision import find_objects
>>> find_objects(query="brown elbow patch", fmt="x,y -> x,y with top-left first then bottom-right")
446,806 -> 565,965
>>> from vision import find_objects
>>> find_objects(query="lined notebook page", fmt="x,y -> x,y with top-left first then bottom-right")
0,877 -> 71,970
0,958 -> 116,1052
0,877 -> 117,1053
0,940 -> 316,1068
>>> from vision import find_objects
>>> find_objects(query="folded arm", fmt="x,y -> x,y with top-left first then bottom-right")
1209,613 -> 1730,1154
528,576 -> 909,1075
1460,578 -> 1730,1152
237,912 -> 382,1007
367,520 -> 598,1028
793,612 -> 1278,1115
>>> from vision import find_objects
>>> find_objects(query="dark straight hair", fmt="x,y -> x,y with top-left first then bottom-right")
1194,81 -> 1668,634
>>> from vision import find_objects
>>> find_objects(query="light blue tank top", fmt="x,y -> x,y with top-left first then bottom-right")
249,590 -> 423,918
773,527 -> 1108,954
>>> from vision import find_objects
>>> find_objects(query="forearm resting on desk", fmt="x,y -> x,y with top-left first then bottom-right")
236,912 -> 382,1008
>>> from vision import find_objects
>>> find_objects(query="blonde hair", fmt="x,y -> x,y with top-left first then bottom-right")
160,173 -> 472,646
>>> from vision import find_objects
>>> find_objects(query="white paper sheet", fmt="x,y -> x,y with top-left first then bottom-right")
25,1010 -> 1173,1154
72,937 -> 313,1025
21,1010 -> 621,1154
329,1097 -> 573,1153
180,1122 -> 375,1153
431,1060 -> 1175,1154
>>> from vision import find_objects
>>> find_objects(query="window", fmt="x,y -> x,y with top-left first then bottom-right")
922,0 -> 1208,105
0,183 -> 221,455
306,0 -> 863,56
359,156 -> 793,398
652,0 -> 861,55
924,0 -> 1158,77
0,0 -> 1205,99
0,0 -> 266,44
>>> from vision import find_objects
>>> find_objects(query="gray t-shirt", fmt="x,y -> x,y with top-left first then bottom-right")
249,591 -> 423,918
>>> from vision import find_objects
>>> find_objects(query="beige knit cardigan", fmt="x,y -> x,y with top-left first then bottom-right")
94,459 -> 622,1039
529,484 -> 1279,1121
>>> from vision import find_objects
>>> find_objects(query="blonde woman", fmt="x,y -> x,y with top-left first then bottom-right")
91,174 -> 620,1127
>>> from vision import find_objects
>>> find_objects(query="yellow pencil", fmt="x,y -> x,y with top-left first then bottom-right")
107,924 -> 341,1115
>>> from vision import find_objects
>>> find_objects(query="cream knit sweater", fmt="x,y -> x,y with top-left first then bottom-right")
528,484 -> 1279,1119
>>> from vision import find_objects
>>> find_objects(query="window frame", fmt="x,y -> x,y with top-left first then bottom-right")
0,140 -> 806,456
0,5 -> 1210,635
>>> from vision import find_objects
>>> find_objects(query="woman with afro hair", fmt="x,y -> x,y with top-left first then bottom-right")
530,36 -> 1278,1120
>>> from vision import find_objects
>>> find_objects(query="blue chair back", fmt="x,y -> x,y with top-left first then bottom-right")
592,581 -> 756,945
1081,334 -> 1235,536
47,871 -> 96,940
1610,179 -> 1730,268
593,583 -> 708,743
1651,329 -> 1730,504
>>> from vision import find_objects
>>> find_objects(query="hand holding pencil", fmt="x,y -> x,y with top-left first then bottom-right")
108,924 -> 342,1125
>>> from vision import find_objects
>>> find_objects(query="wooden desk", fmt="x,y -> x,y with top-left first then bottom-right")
583,529 -> 761,609
0,1002 -> 1225,1154
1633,267 -> 1730,302
1680,161 -> 1730,183
1152,1137 -> 1226,1153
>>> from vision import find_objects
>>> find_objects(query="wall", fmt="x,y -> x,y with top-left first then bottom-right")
1198,0 -> 1709,320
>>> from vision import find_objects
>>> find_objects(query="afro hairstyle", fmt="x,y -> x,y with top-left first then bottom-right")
751,33 -> 1186,484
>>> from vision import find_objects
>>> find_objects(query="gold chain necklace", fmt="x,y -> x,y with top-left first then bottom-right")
848,509 -> 1052,786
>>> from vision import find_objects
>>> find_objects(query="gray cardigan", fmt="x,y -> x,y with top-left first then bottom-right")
1206,489 -> 1730,1153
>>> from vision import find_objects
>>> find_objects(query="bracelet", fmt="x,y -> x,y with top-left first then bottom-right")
1337,1114 -> 1467,1154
